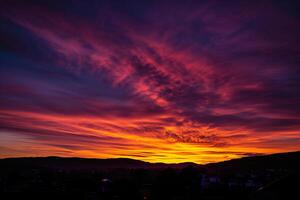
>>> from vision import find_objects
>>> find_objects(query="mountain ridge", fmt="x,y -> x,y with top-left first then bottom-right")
1,151 -> 299,170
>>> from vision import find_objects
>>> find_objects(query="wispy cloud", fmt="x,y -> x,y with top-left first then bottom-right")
0,0 -> 300,163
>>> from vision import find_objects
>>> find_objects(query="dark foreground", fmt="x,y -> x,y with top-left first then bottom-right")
0,151 -> 299,200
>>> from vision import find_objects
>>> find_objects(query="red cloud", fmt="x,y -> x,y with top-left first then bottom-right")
1,0 -> 300,163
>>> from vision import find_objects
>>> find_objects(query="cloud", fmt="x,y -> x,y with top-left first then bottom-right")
0,0 -> 300,163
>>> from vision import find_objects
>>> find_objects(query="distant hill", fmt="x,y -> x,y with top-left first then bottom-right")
1,152 -> 299,200
0,151 -> 299,171
206,151 -> 300,173
0,156 -> 199,171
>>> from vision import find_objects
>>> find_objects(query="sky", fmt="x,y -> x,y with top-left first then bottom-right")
0,0 -> 300,164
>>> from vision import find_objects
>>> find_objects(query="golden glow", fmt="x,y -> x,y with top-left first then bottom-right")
0,110 -> 296,164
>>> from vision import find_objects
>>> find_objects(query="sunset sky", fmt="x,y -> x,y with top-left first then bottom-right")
1,0 -> 300,164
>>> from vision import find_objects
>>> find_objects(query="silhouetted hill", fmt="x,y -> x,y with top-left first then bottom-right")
0,151 -> 299,172
206,151 -> 300,173
1,151 -> 299,200
0,156 -> 199,171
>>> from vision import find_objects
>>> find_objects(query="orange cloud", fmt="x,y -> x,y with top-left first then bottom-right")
1,0 -> 300,163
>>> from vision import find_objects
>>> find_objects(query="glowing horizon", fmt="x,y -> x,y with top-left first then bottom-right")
1,0 -> 300,164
